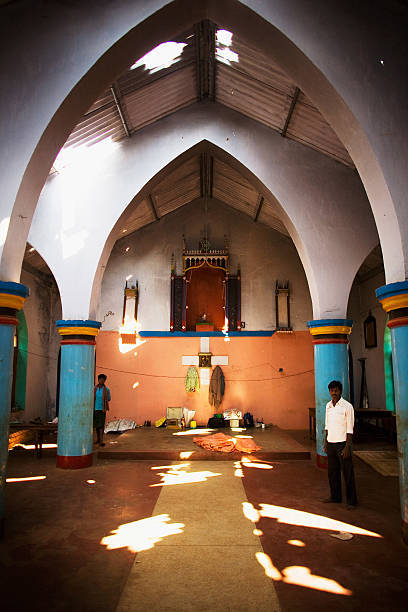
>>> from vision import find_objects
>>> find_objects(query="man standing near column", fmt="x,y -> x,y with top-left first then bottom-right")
93,374 -> 111,447
323,380 -> 358,509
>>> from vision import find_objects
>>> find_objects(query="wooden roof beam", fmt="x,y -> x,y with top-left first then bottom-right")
281,86 -> 300,138
110,84 -> 131,138
195,20 -> 216,101
148,193 -> 160,221
254,195 -> 264,222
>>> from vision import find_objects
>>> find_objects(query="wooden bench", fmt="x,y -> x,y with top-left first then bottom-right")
9,423 -> 58,458
308,407 -> 395,442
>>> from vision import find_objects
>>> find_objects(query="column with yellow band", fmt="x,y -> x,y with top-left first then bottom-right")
0,281 -> 29,536
376,281 -> 408,543
307,318 -> 353,468
56,319 -> 101,469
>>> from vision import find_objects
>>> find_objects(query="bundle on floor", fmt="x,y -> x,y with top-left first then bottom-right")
193,432 -> 261,453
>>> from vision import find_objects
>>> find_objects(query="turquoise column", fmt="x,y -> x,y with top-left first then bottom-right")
377,281 -> 408,543
0,281 -> 29,536
56,320 -> 101,469
307,319 -> 352,468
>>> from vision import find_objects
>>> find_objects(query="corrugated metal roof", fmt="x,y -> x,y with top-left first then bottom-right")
117,30 -> 196,95
214,31 -> 354,167
51,21 -> 357,229
111,154 -> 290,242
286,92 -> 354,166
55,21 -> 354,173
64,104 -> 125,148
216,62 -> 290,132
120,199 -> 156,235
258,201 -> 289,236
212,158 -> 259,216
153,155 -> 201,216
122,64 -> 197,133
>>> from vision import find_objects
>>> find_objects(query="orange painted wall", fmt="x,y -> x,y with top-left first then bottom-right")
95,331 -> 315,429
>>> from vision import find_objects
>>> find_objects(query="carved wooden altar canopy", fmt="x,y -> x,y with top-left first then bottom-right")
170,235 -> 240,333
182,235 -> 229,274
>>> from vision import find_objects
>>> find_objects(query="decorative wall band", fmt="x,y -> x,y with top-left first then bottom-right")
376,281 -> 408,301
378,293 -> 408,313
0,306 -> 18,316
387,317 -> 408,330
308,325 -> 352,336
312,338 -> 349,345
389,307 -> 408,319
57,326 -> 100,337
307,318 -> 353,328
0,315 -> 18,327
312,333 -> 349,340
60,339 -> 96,346
0,293 -> 26,311
56,453 -> 93,469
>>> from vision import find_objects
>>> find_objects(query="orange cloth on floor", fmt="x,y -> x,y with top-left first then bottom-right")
193,432 -> 261,453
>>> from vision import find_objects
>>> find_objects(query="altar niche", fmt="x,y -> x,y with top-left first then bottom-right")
170,237 -> 241,333
186,267 -> 225,331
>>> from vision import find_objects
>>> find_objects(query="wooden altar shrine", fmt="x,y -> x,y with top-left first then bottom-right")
170,236 -> 241,332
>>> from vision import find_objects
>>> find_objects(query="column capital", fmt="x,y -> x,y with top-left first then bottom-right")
376,281 -> 408,328
56,319 -> 101,345
307,318 -> 352,344
0,281 -> 29,326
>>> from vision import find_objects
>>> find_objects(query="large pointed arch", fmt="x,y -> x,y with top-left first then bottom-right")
0,0 -> 405,293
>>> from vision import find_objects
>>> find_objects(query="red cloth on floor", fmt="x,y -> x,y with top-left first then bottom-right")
193,432 -> 261,453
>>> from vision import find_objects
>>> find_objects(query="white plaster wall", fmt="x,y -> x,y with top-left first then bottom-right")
19,269 -> 61,421
348,270 -> 387,410
100,199 -> 312,332
28,103 -> 377,321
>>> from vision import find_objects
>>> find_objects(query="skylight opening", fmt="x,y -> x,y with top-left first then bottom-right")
215,29 -> 239,66
131,41 -> 187,74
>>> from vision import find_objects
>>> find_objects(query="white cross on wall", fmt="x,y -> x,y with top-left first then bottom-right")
181,337 -> 229,385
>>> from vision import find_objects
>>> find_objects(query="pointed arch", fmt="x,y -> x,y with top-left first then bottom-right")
0,0 -> 405,293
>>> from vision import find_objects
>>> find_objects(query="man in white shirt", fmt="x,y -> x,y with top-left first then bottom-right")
323,380 -> 358,508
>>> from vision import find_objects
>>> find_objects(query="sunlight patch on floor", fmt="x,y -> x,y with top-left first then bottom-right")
258,503 -> 382,537
6,475 -> 46,483
150,463 -> 222,487
173,429 -> 215,436
100,514 -> 184,553
256,553 -> 352,596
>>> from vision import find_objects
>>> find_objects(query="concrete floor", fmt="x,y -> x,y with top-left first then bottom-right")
1,430 -> 406,611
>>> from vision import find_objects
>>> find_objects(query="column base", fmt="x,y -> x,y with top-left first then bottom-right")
316,454 -> 328,469
402,520 -> 408,546
56,453 -> 93,469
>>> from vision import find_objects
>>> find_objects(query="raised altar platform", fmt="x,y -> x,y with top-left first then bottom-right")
97,426 -> 311,461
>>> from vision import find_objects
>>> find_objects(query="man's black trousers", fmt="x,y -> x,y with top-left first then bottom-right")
327,441 -> 358,505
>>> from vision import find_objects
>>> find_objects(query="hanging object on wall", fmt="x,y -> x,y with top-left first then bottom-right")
358,357 -> 369,409
364,311 -> 377,348
275,281 -> 292,331
185,366 -> 200,392
120,279 -> 139,344
225,269 -> 241,332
